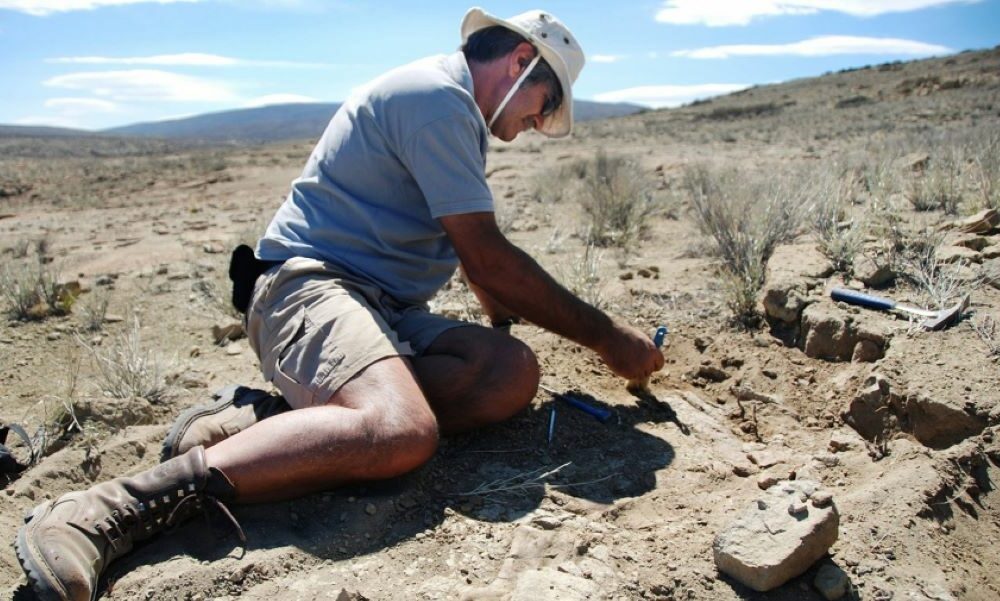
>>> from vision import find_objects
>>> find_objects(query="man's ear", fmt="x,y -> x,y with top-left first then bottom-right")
508,41 -> 537,78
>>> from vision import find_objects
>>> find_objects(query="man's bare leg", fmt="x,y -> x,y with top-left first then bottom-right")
412,325 -> 540,434
204,356 -> 438,503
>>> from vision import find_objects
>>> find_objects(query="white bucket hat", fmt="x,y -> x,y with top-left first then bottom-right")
461,7 -> 585,138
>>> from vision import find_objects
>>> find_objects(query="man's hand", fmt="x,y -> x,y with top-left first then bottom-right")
595,322 -> 665,381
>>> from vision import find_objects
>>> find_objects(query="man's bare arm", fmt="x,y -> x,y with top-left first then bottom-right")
440,212 -> 663,380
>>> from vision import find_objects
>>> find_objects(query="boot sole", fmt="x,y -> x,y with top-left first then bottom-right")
160,384 -> 246,463
16,501 -> 75,601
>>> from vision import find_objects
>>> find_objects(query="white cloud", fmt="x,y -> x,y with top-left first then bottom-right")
44,97 -> 119,113
0,0 -> 199,16
48,53 -> 332,68
243,93 -> 318,107
674,35 -> 953,59
655,0 -> 979,27
594,83 -> 750,108
44,69 -> 238,102
591,54 -> 625,64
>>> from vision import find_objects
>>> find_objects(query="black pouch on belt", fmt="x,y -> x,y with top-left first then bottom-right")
229,244 -> 281,313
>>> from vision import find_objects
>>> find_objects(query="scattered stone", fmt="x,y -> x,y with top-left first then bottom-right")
811,491 -> 834,508
46,332 -> 61,341
365,503 -> 377,516
851,339 -> 883,363
937,245 -> 981,264
212,322 -> 245,344
762,368 -> 778,379
225,343 -> 244,356
828,432 -> 856,453
814,563 -> 850,600
788,501 -> 808,516
813,454 -> 840,468
956,208 -> 999,234
853,255 -> 894,287
758,474 -> 780,490
952,233 -> 992,252
842,373 -> 894,443
104,314 -> 125,323
693,365 -> 730,382
530,515 -> 563,530
732,385 -> 780,405
733,464 -> 757,478
714,480 -> 839,592
982,244 -> 1000,260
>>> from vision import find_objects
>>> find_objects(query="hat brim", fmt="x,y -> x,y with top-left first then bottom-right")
461,8 -> 573,138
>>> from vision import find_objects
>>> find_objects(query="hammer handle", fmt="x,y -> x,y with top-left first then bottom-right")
831,288 -> 895,311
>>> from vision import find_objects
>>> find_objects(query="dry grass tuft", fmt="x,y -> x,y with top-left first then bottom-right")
577,151 -> 659,250
684,165 -> 806,327
812,166 -> 867,275
560,243 -> 605,310
0,256 -> 74,321
78,314 -> 168,403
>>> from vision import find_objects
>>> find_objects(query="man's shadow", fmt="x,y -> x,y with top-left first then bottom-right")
92,387 -> 689,598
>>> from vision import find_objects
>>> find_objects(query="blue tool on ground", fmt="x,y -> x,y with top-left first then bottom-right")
540,384 -> 614,423
653,325 -> 668,349
830,288 -> 968,331
547,405 -> 557,444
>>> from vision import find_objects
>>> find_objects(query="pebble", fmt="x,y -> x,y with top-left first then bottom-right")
788,501 -> 808,516
811,491 -> 834,508
814,563 -> 849,600
225,343 -> 243,356
46,332 -> 61,341
758,474 -> 780,490
365,503 -> 377,516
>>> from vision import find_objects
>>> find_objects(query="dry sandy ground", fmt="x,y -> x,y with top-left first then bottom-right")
2,48 -> 1000,601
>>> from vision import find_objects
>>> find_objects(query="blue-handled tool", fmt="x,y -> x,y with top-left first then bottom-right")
830,288 -> 968,331
626,324 -> 668,393
540,384 -> 614,423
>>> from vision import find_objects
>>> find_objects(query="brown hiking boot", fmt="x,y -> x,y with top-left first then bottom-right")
15,447 -> 239,601
161,385 -> 291,462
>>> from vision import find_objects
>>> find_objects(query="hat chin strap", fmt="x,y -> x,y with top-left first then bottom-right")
488,55 -> 540,131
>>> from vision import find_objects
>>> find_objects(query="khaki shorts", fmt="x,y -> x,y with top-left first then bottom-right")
245,257 -> 470,409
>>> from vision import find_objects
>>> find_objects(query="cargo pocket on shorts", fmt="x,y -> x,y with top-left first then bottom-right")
270,306 -> 348,408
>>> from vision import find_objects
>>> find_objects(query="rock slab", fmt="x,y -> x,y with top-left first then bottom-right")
713,480 -> 839,592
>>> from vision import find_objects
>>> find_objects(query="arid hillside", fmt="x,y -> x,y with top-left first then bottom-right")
2,46 -> 999,601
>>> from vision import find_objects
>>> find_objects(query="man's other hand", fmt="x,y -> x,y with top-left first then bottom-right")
596,322 -> 665,381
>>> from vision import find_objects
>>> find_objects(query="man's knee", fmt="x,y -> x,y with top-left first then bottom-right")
478,334 -> 540,420
360,401 -> 439,478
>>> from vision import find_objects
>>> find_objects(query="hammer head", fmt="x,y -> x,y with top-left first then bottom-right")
921,295 -> 970,331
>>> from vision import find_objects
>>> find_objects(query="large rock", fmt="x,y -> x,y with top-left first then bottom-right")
843,374 -> 988,449
842,373 -> 896,442
852,254 -> 894,287
714,480 -> 839,592
800,302 -> 890,362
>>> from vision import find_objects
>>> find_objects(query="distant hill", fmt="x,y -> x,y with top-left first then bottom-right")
100,100 -> 646,143
103,103 -> 343,143
0,124 -> 92,137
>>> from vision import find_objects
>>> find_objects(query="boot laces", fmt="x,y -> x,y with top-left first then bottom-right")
97,486 -> 246,553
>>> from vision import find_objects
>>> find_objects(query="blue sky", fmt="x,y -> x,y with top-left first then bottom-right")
1,0 -> 997,131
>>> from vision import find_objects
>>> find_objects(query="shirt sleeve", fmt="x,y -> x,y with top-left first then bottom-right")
399,114 -> 494,219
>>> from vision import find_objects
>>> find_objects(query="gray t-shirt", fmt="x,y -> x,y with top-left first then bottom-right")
257,52 -> 493,305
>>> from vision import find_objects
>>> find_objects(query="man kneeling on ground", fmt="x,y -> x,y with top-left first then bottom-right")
15,8 -> 663,600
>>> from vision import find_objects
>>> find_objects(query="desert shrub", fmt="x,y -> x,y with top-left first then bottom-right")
972,132 -> 1000,210
578,151 -> 658,250
529,158 -> 588,205
812,166 -> 867,274
0,257 -> 73,321
899,231 -> 981,310
79,314 -> 168,402
78,287 -> 111,332
684,165 -> 806,327
560,243 -> 605,310
906,150 -> 963,214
